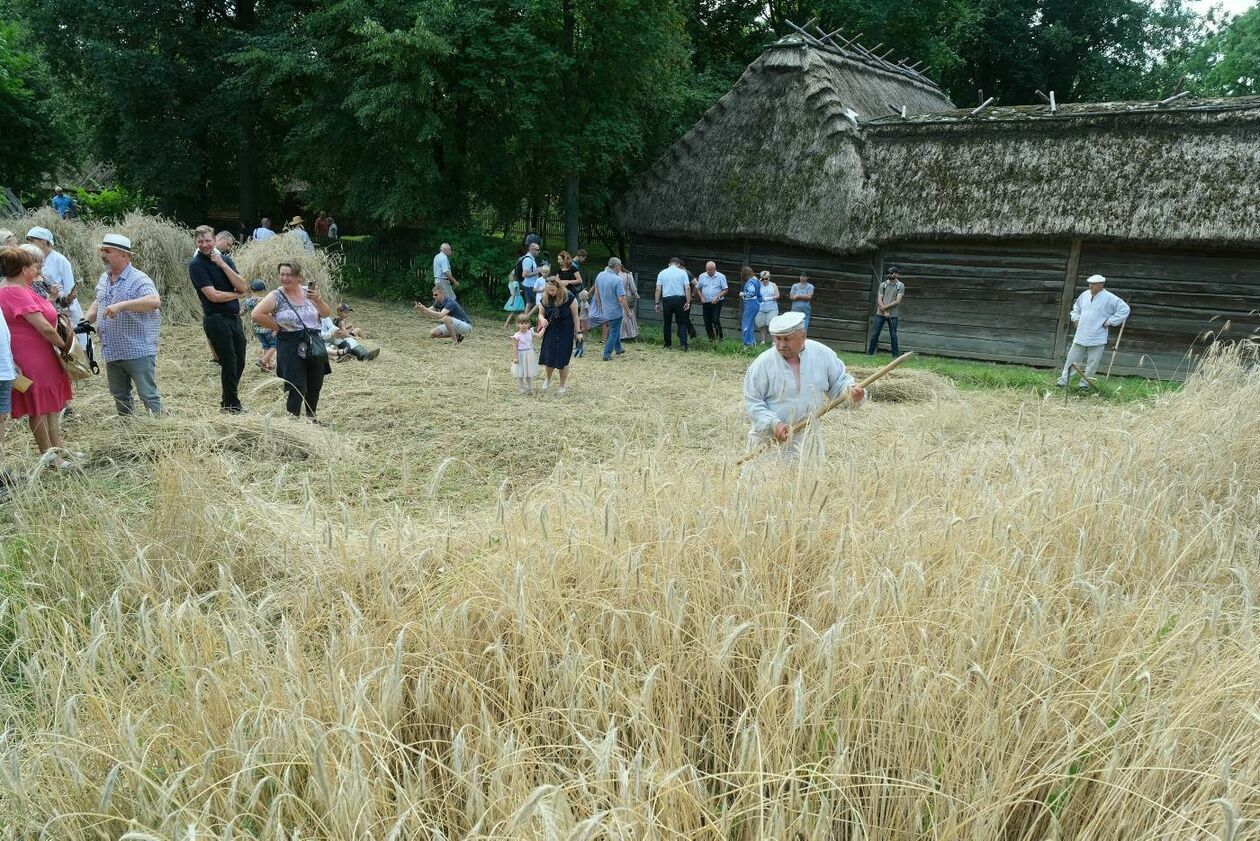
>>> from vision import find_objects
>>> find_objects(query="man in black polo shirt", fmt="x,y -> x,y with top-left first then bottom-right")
189,224 -> 249,412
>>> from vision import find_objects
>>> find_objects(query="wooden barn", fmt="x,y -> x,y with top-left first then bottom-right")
615,28 -> 1260,377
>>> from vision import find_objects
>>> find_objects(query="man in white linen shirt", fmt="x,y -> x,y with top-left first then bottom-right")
1056,274 -> 1130,389
743,311 -> 866,463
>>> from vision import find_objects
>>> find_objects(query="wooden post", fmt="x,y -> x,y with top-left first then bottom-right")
1053,238 -> 1082,362
867,251 -> 884,352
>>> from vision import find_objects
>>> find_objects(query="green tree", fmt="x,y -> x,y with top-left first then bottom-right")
1176,5 -> 1260,96
781,0 -> 1209,106
0,17 -> 74,195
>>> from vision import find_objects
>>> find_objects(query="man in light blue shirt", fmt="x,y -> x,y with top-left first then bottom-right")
252,218 -> 276,241
654,257 -> 692,350
696,261 -> 728,341
594,258 -> 629,360
433,243 -> 458,300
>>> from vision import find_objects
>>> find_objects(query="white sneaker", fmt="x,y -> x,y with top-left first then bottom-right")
541,380 -> 549,391
556,387 -> 566,396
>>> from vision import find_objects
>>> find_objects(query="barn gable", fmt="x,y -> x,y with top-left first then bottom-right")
616,34 -> 954,251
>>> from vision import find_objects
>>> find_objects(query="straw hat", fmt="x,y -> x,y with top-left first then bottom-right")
288,216 -> 305,227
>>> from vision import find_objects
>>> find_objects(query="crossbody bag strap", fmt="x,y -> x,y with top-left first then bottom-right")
275,290 -> 314,331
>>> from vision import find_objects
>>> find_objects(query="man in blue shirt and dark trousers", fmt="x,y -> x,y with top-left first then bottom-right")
654,257 -> 692,351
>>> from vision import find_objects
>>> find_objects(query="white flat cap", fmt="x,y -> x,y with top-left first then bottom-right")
769,311 -> 806,335
25,226 -> 54,244
1086,274 -> 1106,284
101,233 -> 132,252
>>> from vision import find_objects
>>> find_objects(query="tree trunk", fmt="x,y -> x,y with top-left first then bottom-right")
564,170 -> 579,253
238,107 -> 258,236
562,0 -> 579,253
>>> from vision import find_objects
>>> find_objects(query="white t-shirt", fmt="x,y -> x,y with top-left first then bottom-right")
252,227 -> 276,241
41,248 -> 86,325
0,310 -> 14,381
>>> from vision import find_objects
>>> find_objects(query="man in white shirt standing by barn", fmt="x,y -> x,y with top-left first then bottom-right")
1057,274 -> 1130,389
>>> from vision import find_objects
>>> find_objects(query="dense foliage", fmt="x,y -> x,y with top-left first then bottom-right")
10,0 -> 1258,237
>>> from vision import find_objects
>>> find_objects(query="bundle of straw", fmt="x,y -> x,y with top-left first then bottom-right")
232,234 -> 343,299
0,209 -> 344,323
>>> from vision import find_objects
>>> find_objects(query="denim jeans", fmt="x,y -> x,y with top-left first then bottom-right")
106,355 -> 163,415
603,317 -> 623,359
868,315 -> 899,355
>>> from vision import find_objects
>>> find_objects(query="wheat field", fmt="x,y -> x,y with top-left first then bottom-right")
0,297 -> 1256,840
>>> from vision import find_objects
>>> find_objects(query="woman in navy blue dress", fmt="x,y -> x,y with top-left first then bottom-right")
537,276 -> 581,394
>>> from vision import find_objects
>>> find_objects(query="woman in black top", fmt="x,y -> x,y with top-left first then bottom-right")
537,276 -> 581,394
556,251 -> 583,299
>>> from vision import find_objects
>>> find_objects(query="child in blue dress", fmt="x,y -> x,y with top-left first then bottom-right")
503,278 -> 525,327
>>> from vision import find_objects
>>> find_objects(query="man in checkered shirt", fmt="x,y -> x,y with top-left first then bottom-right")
84,233 -> 164,415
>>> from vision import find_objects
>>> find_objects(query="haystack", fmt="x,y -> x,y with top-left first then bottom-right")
232,234 -> 342,299
0,209 -> 343,323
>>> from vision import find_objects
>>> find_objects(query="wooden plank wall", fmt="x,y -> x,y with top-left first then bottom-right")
1075,244 -> 1260,378
747,242 -> 874,350
630,235 -> 872,348
628,234 -> 1259,379
880,242 -> 1069,366
628,236 -> 745,332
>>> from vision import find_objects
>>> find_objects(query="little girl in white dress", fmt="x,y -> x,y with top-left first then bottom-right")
510,315 -> 542,394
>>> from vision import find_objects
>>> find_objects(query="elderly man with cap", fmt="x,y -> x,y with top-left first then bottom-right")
84,234 -> 164,415
25,226 -> 86,349
743,311 -> 866,464
1057,274 -> 1130,389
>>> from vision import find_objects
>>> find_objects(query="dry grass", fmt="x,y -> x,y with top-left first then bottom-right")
0,300 -> 1256,839
0,210 -> 341,324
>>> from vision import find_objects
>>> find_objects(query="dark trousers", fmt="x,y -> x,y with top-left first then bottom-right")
276,331 -> 329,417
701,300 -> 724,340
660,296 -> 689,349
203,314 -> 246,410
868,314 -> 900,355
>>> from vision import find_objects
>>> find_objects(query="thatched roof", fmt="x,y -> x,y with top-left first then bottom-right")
618,38 -> 1260,253
615,35 -> 954,251
863,98 -> 1260,249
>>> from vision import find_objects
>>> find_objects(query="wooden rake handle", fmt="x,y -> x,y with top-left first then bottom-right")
737,352 -> 915,465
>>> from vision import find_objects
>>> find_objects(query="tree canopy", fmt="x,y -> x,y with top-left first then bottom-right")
11,0 -> 1254,236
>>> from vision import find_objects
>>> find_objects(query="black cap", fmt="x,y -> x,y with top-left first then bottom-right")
886,265 -> 899,275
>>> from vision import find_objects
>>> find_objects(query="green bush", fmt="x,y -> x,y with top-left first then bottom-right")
72,186 -> 154,222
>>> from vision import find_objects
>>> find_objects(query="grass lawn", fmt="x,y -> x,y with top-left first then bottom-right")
612,320 -> 1181,403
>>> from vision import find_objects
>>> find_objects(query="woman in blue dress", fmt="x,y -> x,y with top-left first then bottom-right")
537,277 -> 581,394
738,266 -> 760,347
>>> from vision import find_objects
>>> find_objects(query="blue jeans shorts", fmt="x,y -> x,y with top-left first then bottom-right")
255,330 -> 278,350
0,379 -> 11,416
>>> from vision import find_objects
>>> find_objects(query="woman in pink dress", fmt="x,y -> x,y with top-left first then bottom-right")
0,246 -> 74,466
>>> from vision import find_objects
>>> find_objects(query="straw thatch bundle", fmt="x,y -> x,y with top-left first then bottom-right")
232,234 -> 342,298
0,208 -> 200,320
0,209 -> 343,322
852,365 -> 953,403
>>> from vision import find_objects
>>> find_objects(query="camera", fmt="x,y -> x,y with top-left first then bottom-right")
74,320 -> 96,335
